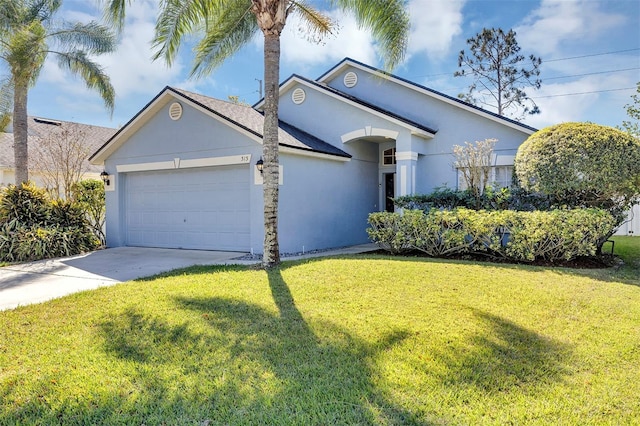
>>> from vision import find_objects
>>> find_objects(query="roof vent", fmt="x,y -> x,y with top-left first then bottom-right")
169,102 -> 183,120
291,88 -> 306,105
33,117 -> 62,126
343,71 -> 358,88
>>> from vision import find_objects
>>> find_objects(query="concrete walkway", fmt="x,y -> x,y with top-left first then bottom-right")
0,244 -> 376,311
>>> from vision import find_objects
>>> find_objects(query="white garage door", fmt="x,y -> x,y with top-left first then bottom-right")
125,165 -> 250,251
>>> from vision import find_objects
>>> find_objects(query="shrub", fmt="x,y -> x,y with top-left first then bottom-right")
49,199 -> 88,228
502,209 -> 617,261
394,187 -> 476,210
394,185 -> 551,212
367,211 -> 411,254
401,209 -> 469,256
515,122 -> 640,217
8,225 -> 98,262
71,179 -> 105,246
0,182 -> 49,225
0,183 -> 99,262
368,208 -> 616,263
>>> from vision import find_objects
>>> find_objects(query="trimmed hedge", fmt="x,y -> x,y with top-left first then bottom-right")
393,186 -> 552,212
368,208 -> 616,262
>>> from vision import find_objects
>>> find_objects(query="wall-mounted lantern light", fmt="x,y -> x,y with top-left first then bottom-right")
256,157 -> 264,175
100,170 -> 110,186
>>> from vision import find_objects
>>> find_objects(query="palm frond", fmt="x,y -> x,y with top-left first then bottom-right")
100,0 -> 129,33
4,20 -> 48,87
190,1 -> 258,78
0,76 -> 13,131
48,21 -> 117,55
24,0 -> 62,24
151,0 -> 257,78
152,0 -> 214,66
288,1 -> 335,44
0,0 -> 20,30
53,50 -> 115,113
330,0 -> 409,70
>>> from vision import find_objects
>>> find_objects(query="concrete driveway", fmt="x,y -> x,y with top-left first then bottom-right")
0,247 -> 246,311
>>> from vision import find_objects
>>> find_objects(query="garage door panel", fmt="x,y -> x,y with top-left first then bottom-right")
125,165 -> 250,251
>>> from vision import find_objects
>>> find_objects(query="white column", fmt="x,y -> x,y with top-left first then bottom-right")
395,151 -> 418,196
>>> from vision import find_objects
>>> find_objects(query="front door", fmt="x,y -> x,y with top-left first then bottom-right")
384,173 -> 395,212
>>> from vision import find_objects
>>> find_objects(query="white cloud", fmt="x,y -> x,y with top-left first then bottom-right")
515,0 -> 626,56
97,0 -> 185,98
525,79 -> 601,128
523,69 -> 637,129
279,9 -> 377,68
41,0 -> 185,101
61,9 -> 95,24
278,1 -> 465,70
407,0 -> 466,59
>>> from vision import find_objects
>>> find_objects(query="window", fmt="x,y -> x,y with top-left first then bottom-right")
457,166 -> 514,190
383,148 -> 396,165
457,169 -> 469,191
493,166 -> 513,188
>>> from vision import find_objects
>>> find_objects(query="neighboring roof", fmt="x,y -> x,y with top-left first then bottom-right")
256,57 -> 537,135
90,87 -> 351,163
0,117 -> 117,172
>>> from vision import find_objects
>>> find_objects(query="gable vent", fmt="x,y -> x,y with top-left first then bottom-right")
343,71 -> 358,88
169,102 -> 183,120
291,88 -> 306,105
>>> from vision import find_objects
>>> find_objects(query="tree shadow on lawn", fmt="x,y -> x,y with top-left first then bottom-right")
0,269 -> 573,425
0,270 -> 426,424
430,308 -> 571,395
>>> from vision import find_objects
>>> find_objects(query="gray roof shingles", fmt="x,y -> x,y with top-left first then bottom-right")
1,117 -> 117,171
170,88 -> 351,158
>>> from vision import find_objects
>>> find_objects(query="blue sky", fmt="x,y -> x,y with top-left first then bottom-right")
27,0 -> 640,131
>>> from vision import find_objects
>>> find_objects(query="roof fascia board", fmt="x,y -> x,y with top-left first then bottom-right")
169,88 -> 263,143
319,59 -> 537,135
265,76 -> 434,138
279,145 -> 350,162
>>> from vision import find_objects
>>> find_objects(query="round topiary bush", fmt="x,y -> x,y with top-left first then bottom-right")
515,122 -> 640,214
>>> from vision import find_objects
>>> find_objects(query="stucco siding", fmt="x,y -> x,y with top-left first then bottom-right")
104,100 -> 263,249
275,150 -> 378,253
277,83 -> 412,158
326,67 -> 530,158
281,70 -> 529,195
106,101 -> 256,165
99,59 -> 544,254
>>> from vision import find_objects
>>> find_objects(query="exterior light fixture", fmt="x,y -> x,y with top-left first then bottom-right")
100,170 -> 110,186
256,157 -> 264,174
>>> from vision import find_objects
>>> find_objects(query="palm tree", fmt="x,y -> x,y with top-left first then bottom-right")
104,0 -> 410,268
0,0 -> 116,184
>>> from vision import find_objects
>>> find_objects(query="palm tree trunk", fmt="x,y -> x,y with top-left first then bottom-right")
262,31 -> 281,268
13,82 -> 29,185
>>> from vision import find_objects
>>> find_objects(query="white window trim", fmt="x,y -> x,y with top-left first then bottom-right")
457,165 -> 514,191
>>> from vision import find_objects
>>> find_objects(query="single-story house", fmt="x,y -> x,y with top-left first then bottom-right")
0,116 -> 117,196
89,57 -> 636,253
90,58 -> 541,253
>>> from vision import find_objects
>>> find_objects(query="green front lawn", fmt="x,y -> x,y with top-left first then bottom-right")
0,237 -> 638,424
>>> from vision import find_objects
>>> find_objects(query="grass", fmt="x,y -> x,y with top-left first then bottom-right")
0,238 -> 638,425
